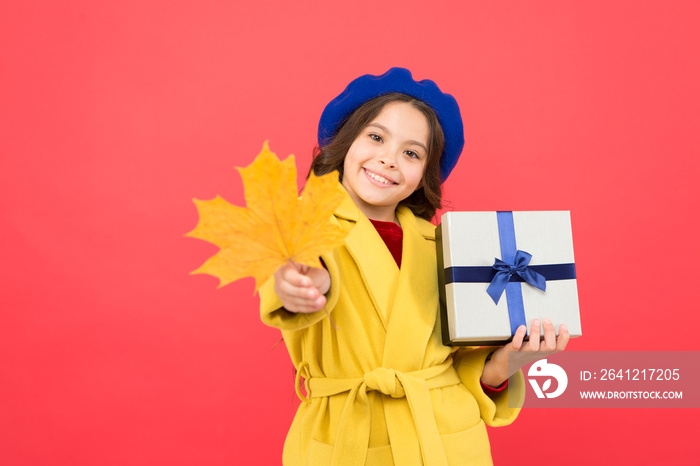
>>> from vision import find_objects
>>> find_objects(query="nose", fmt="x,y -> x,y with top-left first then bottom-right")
378,149 -> 397,169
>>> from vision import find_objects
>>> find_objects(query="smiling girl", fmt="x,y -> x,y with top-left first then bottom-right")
260,68 -> 568,465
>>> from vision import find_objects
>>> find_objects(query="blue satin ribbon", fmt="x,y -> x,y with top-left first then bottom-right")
444,263 -> 576,285
486,249 -> 546,304
497,212 -> 527,335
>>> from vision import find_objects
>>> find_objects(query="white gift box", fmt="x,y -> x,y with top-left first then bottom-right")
436,211 -> 582,345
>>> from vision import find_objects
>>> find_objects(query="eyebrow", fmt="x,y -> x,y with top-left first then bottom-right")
367,123 -> 429,154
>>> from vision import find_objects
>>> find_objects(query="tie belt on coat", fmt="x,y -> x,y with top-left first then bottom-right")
295,357 -> 461,466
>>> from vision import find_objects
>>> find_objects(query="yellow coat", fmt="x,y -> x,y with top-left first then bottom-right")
260,190 -> 525,466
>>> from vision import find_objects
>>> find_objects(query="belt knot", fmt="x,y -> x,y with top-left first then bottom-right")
363,367 -> 405,398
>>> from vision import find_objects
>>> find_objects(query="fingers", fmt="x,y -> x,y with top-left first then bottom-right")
506,320 -> 570,376
277,263 -> 312,287
274,263 -> 328,314
283,294 -> 327,314
514,318 -> 569,355
306,266 -> 331,295
556,324 -> 570,351
528,319 -> 541,351
520,318 -> 565,352
542,318 -> 557,351
510,325 -> 527,351
275,282 -> 324,311
276,279 -> 326,313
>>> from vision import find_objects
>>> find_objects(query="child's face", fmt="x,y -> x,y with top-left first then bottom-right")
342,101 -> 429,223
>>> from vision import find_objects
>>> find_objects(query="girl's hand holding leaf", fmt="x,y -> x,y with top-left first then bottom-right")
274,262 -> 331,314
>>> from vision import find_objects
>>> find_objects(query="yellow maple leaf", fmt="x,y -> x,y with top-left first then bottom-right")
186,141 -> 347,292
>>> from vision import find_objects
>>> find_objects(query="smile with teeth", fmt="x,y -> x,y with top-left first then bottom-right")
364,168 -> 397,186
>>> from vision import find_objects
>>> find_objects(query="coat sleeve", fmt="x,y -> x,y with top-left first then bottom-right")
452,347 -> 525,427
259,250 -> 342,331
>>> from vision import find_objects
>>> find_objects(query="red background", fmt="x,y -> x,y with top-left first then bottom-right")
1,1 -> 699,464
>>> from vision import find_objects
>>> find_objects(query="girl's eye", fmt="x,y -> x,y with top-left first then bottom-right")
369,133 -> 383,142
405,150 -> 420,159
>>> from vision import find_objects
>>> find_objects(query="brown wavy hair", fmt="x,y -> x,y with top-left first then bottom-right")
309,93 -> 445,221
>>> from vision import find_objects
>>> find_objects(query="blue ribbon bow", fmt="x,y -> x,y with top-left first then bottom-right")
486,249 -> 546,304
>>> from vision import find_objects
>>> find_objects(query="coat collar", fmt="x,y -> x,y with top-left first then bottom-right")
334,183 -> 436,240
334,189 -> 361,223
334,185 -> 440,366
340,193 -> 399,329
382,207 -> 440,370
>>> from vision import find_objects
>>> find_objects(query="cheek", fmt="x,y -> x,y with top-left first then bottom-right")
342,152 -> 356,176
343,142 -> 362,169
406,163 -> 427,189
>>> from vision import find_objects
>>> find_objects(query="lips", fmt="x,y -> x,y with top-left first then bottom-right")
363,168 -> 398,186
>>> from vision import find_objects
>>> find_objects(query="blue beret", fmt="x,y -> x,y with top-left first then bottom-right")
318,67 -> 464,181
